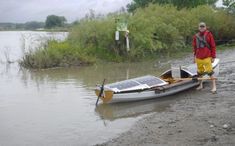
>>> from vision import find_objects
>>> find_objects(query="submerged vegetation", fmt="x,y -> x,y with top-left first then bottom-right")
20,4 -> 235,69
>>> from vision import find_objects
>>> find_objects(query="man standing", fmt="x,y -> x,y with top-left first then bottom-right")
192,22 -> 216,93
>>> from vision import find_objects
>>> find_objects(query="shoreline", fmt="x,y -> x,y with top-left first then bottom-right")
19,44 -> 235,70
96,48 -> 235,146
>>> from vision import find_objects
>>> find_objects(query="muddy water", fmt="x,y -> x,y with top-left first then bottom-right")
0,31 -> 179,146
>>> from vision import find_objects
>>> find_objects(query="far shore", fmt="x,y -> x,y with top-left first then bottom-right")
0,29 -> 68,32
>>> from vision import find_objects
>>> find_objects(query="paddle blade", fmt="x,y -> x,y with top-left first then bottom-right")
102,91 -> 114,103
95,89 -> 114,103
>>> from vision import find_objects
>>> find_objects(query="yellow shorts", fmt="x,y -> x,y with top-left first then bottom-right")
196,57 -> 213,76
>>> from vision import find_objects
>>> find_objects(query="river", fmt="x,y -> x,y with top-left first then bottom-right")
0,31 -> 179,145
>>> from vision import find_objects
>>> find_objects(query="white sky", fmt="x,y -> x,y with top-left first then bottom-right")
216,0 -> 224,7
0,0 -> 132,23
0,0 -> 223,23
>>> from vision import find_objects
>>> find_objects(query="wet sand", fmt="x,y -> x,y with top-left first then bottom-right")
97,48 -> 235,146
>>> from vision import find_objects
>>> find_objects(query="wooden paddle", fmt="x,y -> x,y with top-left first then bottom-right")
174,77 -> 217,81
163,77 -> 217,83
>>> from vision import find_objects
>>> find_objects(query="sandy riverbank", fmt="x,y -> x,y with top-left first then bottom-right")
96,48 -> 235,146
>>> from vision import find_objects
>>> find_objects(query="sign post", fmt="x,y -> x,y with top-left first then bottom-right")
115,18 -> 130,52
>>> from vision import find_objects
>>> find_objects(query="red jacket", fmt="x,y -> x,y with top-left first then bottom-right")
192,30 -> 216,59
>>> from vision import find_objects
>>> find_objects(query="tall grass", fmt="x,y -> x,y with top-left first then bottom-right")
19,41 -> 94,69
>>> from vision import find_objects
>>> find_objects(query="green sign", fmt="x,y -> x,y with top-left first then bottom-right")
116,18 -> 128,31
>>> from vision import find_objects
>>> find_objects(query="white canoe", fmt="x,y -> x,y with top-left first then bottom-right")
95,59 -> 220,104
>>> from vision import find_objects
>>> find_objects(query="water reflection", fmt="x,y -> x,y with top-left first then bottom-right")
22,61 -> 170,88
17,62 -> 173,121
95,89 -> 197,123
95,98 -> 173,121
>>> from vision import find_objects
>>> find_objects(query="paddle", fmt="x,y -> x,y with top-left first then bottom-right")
174,77 -> 217,81
96,79 -> 106,106
163,76 -> 217,83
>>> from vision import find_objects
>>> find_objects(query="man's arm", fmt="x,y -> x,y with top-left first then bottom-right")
192,35 -> 197,62
209,32 -> 216,59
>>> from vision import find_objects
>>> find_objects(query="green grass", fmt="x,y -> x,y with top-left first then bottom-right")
19,40 -> 95,69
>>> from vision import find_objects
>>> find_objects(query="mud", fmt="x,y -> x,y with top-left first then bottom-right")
96,49 -> 235,146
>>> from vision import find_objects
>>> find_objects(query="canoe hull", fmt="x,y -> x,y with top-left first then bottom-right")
108,80 -> 199,104
95,58 -> 220,104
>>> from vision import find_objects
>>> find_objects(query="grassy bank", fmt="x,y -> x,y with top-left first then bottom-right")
19,41 -> 94,69
20,4 -> 235,69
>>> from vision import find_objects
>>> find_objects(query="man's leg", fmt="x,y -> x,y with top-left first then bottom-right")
205,57 -> 216,93
197,76 -> 203,90
196,58 -> 204,90
211,75 -> 217,93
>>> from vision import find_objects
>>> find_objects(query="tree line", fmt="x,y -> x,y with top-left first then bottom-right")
0,15 -> 68,31
127,0 -> 235,12
0,21 -> 45,30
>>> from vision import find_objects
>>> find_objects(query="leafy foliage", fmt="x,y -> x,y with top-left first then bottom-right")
127,0 -> 218,12
223,0 -> 235,13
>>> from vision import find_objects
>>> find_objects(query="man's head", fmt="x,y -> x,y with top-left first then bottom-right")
198,22 -> 207,32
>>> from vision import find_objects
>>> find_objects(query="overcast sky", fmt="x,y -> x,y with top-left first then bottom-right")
0,0 -> 223,23
0,0 -> 132,23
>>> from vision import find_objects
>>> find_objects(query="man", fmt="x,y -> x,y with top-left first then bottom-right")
192,22 -> 216,93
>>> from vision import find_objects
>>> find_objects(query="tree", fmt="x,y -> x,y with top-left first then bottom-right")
127,0 -> 218,12
45,15 -> 67,29
84,9 -> 96,20
127,0 -> 152,12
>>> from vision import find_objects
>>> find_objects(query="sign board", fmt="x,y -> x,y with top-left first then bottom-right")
115,31 -> 119,41
116,19 -> 128,31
